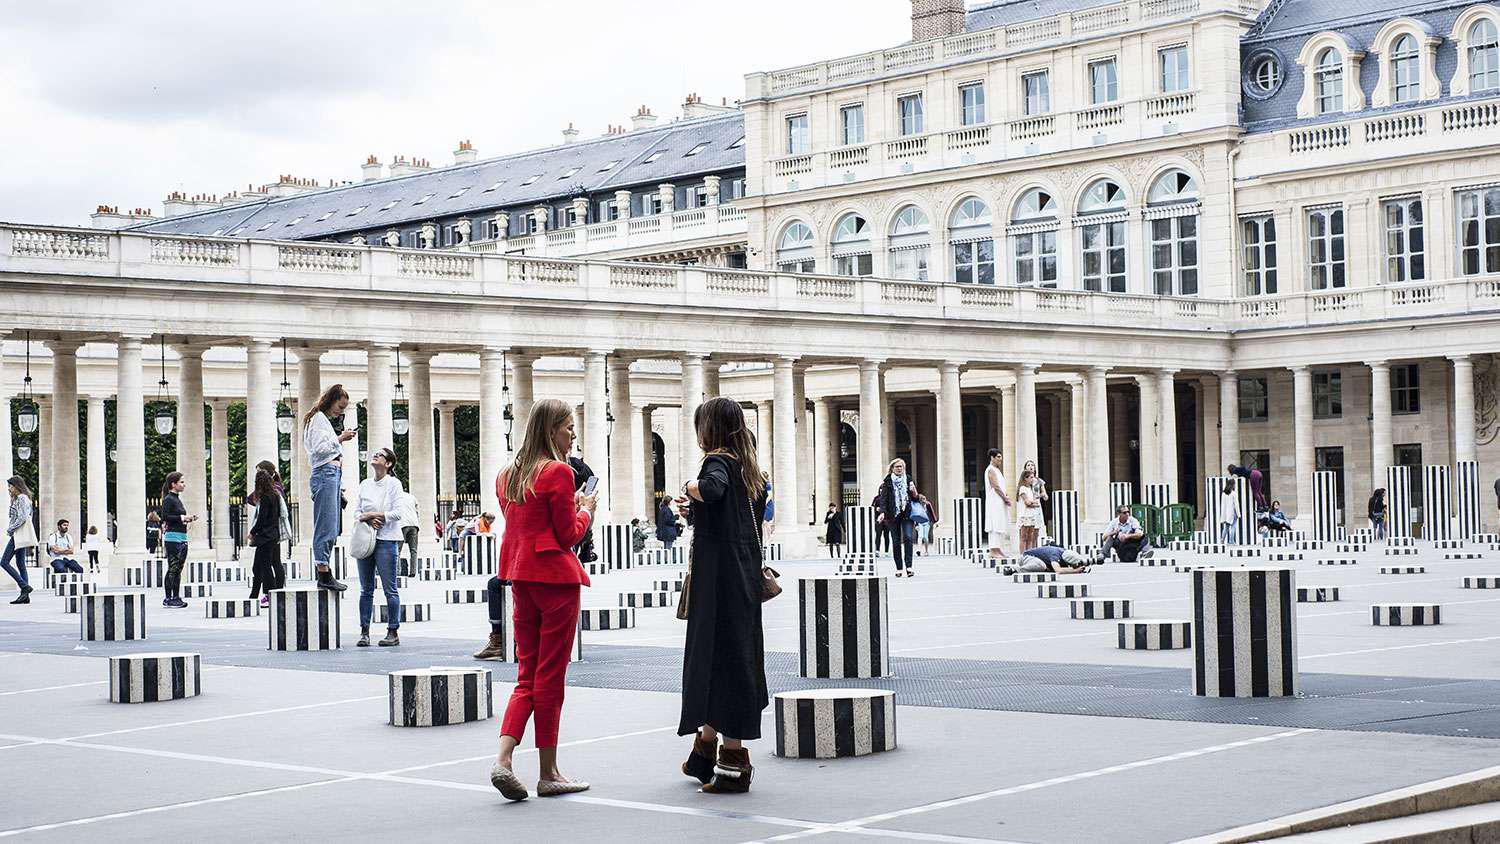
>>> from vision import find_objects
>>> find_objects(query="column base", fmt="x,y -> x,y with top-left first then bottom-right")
766,527 -> 816,559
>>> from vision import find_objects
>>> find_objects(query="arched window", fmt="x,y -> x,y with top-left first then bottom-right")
831,213 -> 872,277
1076,179 -> 1127,293
1146,170 -> 1199,296
888,205 -> 932,281
1009,188 -> 1058,288
1473,19 -> 1500,92
1391,34 -> 1420,104
776,221 -> 816,274
1315,48 -> 1344,114
949,198 -> 994,284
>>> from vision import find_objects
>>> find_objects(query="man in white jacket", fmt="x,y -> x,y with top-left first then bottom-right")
397,491 -> 420,576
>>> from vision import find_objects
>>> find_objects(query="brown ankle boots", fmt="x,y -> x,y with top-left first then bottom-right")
472,632 -> 506,660
682,734 -> 718,784
701,747 -> 753,794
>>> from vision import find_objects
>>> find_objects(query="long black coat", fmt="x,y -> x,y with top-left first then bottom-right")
823,507 -> 845,544
679,454 -> 768,740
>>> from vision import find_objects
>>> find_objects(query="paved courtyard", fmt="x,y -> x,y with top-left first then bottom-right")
5,541 -> 1500,842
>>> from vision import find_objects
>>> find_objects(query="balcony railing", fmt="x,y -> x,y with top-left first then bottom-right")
1242,97 -> 1500,177
462,204 -> 747,260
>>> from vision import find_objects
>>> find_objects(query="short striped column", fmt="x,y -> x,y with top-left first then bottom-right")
1038,583 -> 1087,598
388,668 -> 493,727
1464,575 -> 1500,588
773,689 -> 896,759
205,598 -> 260,619
179,584 -> 213,598
1011,571 -> 1057,582
934,537 -> 956,556
762,543 -> 784,562
330,546 -> 349,579
1145,483 -> 1172,511
799,576 -> 889,678
45,570 -> 87,590
109,653 -> 200,703
1372,603 -> 1440,626
444,588 -> 487,603
951,498 -> 984,556
1110,482 -> 1134,515
469,582 -> 583,662
601,524 -> 632,570
80,593 -> 147,641
55,580 -> 94,598
1312,471 -> 1340,543
1387,466 -> 1414,539
1069,597 -> 1130,619
1456,461 -> 1483,541
580,607 -> 635,630
619,591 -> 672,608
1380,565 -> 1426,574
267,587 -> 341,651
1118,619 -> 1190,650
837,556 -> 879,576
418,568 -> 455,582
1051,490 -> 1079,548
378,603 -> 433,623
1192,568 -> 1296,697
1297,586 -> 1340,603
1423,464 -> 1453,542
462,533 -> 498,576
843,506 -> 879,556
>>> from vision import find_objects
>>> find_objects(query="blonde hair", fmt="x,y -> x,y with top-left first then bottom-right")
500,398 -> 572,504
887,458 -> 905,474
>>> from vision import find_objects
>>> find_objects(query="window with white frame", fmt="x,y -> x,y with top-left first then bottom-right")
692,184 -> 709,208
484,219 -> 502,240
840,104 -> 865,145
959,82 -> 986,125
949,198 -> 994,284
1022,71 -> 1050,115
725,178 -> 746,200
1159,45 -> 1190,92
1383,197 -> 1425,282
1241,216 -> 1278,296
1315,48 -> 1344,113
640,193 -> 663,216
786,113 -> 810,155
832,213 -> 873,277
564,207 -> 579,228
897,93 -> 924,136
776,221 -> 816,274
1458,185 -> 1500,275
1147,170 -> 1199,296
1010,188 -> 1059,288
1471,18 -> 1500,92
889,205 -> 932,281
1088,58 -> 1118,104
598,199 -> 618,221
1307,206 -> 1346,289
1077,179 -> 1127,293
1390,34 -> 1421,103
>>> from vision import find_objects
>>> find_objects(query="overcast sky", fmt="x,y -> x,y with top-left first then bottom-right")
0,0 -> 912,227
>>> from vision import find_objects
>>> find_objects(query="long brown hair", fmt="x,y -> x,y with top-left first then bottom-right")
253,466 -> 278,505
304,383 -> 349,424
695,397 -> 765,500
501,398 -> 572,504
161,471 -> 184,498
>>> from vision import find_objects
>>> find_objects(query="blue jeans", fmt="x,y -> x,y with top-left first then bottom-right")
890,518 -> 915,571
358,539 -> 401,631
50,558 -> 84,574
310,463 -> 342,567
1,538 -> 29,588
1219,517 -> 1237,545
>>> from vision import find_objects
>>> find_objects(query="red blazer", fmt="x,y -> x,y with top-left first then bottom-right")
497,460 -> 591,586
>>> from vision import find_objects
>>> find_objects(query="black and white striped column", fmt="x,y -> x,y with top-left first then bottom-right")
580,607 -> 635,630
80,593 -> 147,641
951,497 -> 984,556
799,576 -> 889,679
619,590 -> 672,608
1423,464 -> 1452,542
1456,460 -> 1483,541
762,543 -> 784,562
1192,568 -> 1296,697
55,580 -> 94,598
1387,466 -> 1414,539
1145,483 -> 1172,512
109,652 -> 200,703
1380,565 -> 1426,574
774,689 -> 896,759
1038,583 -> 1087,598
1463,575 -> 1500,589
179,584 -> 213,598
601,524 -> 632,570
463,533 -> 498,576
1297,586 -> 1340,603
268,587 -> 341,651
205,598 -> 260,618
843,506 -> 879,557
1070,597 -> 1130,619
837,556 -> 879,576
1118,619 -> 1190,650
1312,470 -> 1340,543
378,603 -> 432,623
1051,490 -> 1079,548
388,668 -> 493,727
1110,482 -> 1134,515
418,568 -> 455,582
445,588 -> 487,603
1372,603 -> 1440,626
1204,475 -> 1255,545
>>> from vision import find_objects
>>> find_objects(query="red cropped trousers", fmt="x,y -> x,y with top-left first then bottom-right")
500,580 -> 581,748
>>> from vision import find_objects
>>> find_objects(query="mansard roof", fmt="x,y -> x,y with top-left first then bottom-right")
965,0 -> 1119,31
130,112 -> 745,241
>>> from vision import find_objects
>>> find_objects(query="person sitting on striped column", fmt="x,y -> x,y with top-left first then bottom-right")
1001,542 -> 1095,576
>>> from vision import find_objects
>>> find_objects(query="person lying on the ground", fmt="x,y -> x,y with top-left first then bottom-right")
1001,543 -> 1093,576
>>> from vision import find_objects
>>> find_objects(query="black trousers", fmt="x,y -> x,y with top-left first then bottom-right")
487,575 -> 510,634
1101,535 -> 1144,562
163,542 -> 188,599
890,519 -> 915,571
249,541 -> 286,599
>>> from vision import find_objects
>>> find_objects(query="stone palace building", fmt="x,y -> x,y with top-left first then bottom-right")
3,0 -> 1499,564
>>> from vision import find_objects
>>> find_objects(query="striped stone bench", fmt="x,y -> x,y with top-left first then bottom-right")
1297,586 -> 1340,603
388,668 -> 492,727
579,607 -> 635,630
773,689 -> 896,759
1462,575 -> 1500,589
619,591 -> 672,609
1037,583 -> 1087,599
1317,558 -> 1359,566
109,652 -> 200,703
1372,603 -> 1440,626
377,603 -> 433,624
205,599 -> 260,619
81,593 -> 147,641
1118,619 -> 1190,650
1069,597 -> 1130,619
1379,566 -> 1426,575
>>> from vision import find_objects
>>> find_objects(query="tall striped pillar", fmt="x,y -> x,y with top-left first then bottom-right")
951,498 -> 984,556
1422,465 -> 1452,542
601,524 -> 632,570
1052,490 -> 1079,547
1110,482 -> 1134,514
1312,470 -> 1340,543
1145,483 -> 1173,510
798,576 -> 889,678
843,506 -> 879,557
1387,466 -> 1414,539
1205,475 -> 1254,545
1192,568 -> 1297,697
1456,460 -> 1483,540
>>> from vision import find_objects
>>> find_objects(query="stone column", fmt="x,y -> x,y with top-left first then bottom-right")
608,358 -> 636,523
176,345 -> 208,548
1085,366 -> 1111,530
294,351 -> 320,555
640,405 -> 656,513
1220,370 -> 1240,471
1002,383 -> 1017,483
814,398 -> 833,514
1136,374 -> 1159,487
1369,361 -> 1392,486
1202,375 -> 1222,478
37,398 -> 52,537
756,401 -> 773,467
478,348 -> 506,514
1157,369 -> 1178,495
115,337 -> 147,563
1070,378 -> 1086,504
365,344 -> 395,454
86,396 -> 107,542
1291,365 -> 1314,528
438,402 -> 458,499
47,340 -> 81,533
0,336 -> 9,504
244,339 -> 277,494
512,354 -> 536,435
792,364 -> 811,526
880,367 -> 896,466
772,357 -> 800,539
858,360 -> 885,498
1015,364 -> 1039,471
209,398 -> 233,561
407,350 -> 437,552
1451,354 -> 1476,464
679,353 -> 705,482
938,362 -> 964,525
703,360 -> 721,399
584,351 -> 610,521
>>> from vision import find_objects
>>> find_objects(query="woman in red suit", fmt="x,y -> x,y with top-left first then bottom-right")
488,398 -> 596,802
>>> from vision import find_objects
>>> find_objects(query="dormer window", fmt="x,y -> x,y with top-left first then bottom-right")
642,151 -> 663,164
1295,34 -> 1365,117
520,174 -> 540,186
484,181 -> 505,192
448,187 -> 469,198
413,194 -> 434,205
1390,35 -> 1420,103
379,199 -> 400,211
685,142 -> 709,156
1315,48 -> 1343,114
598,160 -> 620,172
257,221 -> 277,231
286,216 -> 304,226
558,168 -> 580,179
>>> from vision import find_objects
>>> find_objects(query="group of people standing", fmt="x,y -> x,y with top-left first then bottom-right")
983,449 -> 1050,559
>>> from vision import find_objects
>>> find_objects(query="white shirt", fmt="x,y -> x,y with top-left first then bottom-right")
303,412 -> 343,469
357,474 -> 406,541
397,492 -> 419,528
1220,491 -> 1240,523
46,532 -> 75,561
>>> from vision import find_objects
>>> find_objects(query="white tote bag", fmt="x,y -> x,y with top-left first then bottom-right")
11,518 -> 38,550
349,520 -> 377,560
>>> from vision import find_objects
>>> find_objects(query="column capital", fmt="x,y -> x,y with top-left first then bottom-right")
1365,359 -> 1389,370
1015,362 -> 1040,375
247,337 -> 277,350
1288,364 -> 1311,376
118,334 -> 151,345
207,396 -> 234,410
680,351 -> 709,361
1087,365 -> 1111,376
1448,353 -> 1474,365
774,355 -> 798,367
859,358 -> 885,371
940,360 -> 964,373
172,342 -> 209,358
44,338 -> 83,354
1156,368 -> 1179,378
405,348 -> 436,364
479,346 -> 506,363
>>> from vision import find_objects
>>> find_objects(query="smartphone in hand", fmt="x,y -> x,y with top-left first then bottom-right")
583,475 -> 599,496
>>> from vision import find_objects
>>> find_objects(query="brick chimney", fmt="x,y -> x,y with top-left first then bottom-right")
453,140 -> 477,165
362,155 -> 383,181
90,205 -> 155,229
561,123 -> 580,144
630,105 -> 658,131
389,156 -> 433,178
911,0 -> 966,41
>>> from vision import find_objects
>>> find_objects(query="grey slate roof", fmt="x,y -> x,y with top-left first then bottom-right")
130,112 -> 746,241
965,0 -> 1119,32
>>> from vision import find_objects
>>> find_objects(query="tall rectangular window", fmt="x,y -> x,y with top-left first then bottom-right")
1079,220 -> 1126,292
1312,370 -> 1342,419
1307,207 -> 1346,289
786,113 -> 809,155
897,94 -> 924,136
1458,186 -> 1500,275
1316,446 -> 1346,510
598,199 -> 618,222
840,104 -> 865,145
953,239 -> 995,284
1392,363 -> 1421,414
1150,214 -> 1198,295
692,185 -> 709,208
1023,71 -> 1050,115
1159,45 -> 1190,92
959,82 -> 986,125
1088,58 -> 1119,104
1239,377 -> 1269,422
1242,216 -> 1278,296
1013,231 -> 1058,287
640,193 -> 662,217
1383,197 -> 1425,282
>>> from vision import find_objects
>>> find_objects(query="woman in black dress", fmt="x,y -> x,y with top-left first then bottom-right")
823,502 -> 844,558
675,397 -> 769,794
